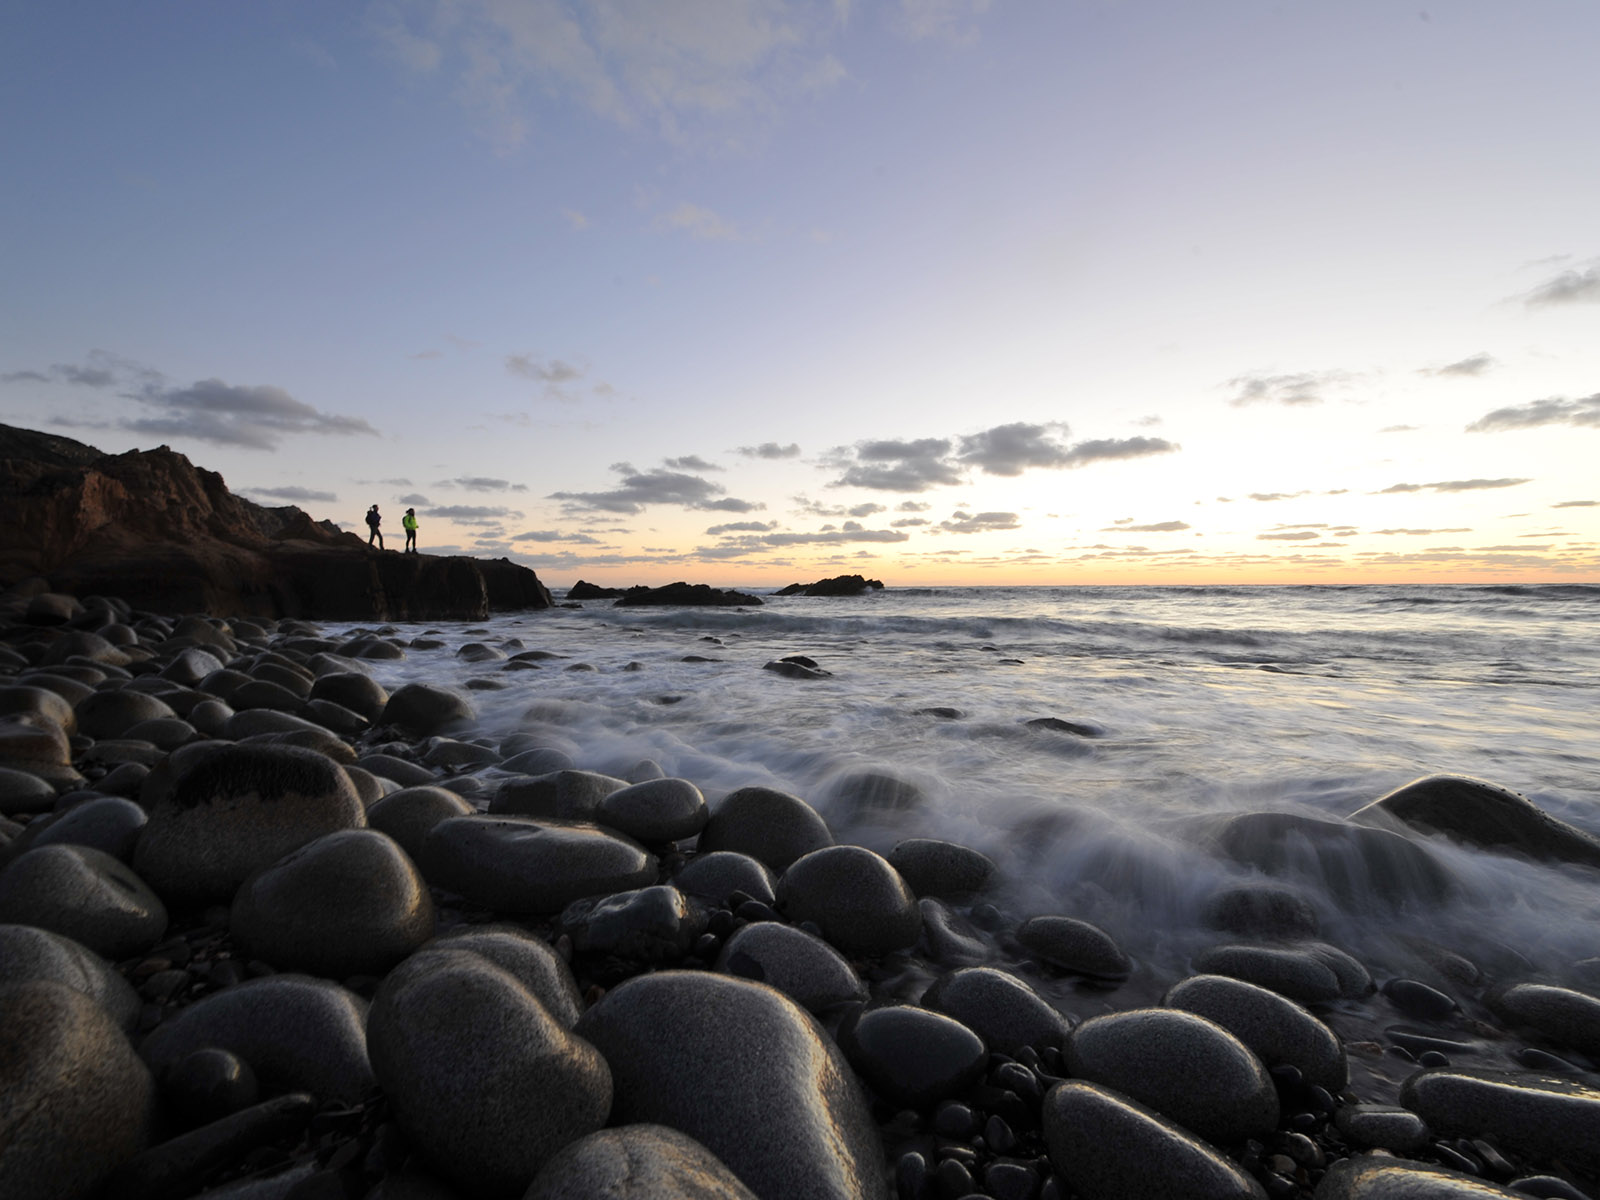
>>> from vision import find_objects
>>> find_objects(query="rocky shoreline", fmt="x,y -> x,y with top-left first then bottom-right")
3,583 -> 1600,1200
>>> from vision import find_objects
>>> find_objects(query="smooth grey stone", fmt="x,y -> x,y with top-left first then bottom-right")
307,672 -> 388,722
1202,883 -> 1320,939
1192,944 -> 1342,1005
561,885 -> 705,961
1400,1067 -> 1600,1164
777,845 -> 921,957
887,838 -> 995,901
828,771 -> 923,821
575,970 -> 887,1200
357,753 -> 438,789
421,815 -> 656,914
524,1124 -> 758,1199
366,786 -> 474,861
338,636 -> 407,661
304,699 -> 368,736
0,765 -> 57,815
420,737 -> 499,770
13,672 -> 96,708
1492,983 -> 1600,1058
0,715 -> 82,789
4,794 -> 146,862
41,630 -> 130,668
1353,773 -> 1600,870
369,947 -> 611,1195
1018,915 -> 1131,980
186,698 -> 233,738
0,981 -> 157,1200
717,921 -> 866,1013
379,683 -> 473,735
491,769 -> 629,822
105,1092 -> 313,1200
675,851 -> 777,905
917,898 -> 989,964
697,786 -> 833,872
0,683 -> 78,734
159,647 -> 227,687
1333,1104 -> 1433,1154
439,923 -> 584,1027
1164,973 -> 1348,1092
120,716 -> 197,752
0,923 -> 140,1030
133,743 -> 366,904
232,829 -> 434,978
139,974 -> 372,1102
74,689 -> 176,740
1314,1154 -> 1525,1198
502,746 -> 578,775
922,966 -> 1071,1053
597,777 -> 709,842
626,758 -> 667,783
1042,1080 -> 1266,1200
227,679 -> 305,713
199,668 -> 253,701
456,641 -> 506,662
0,844 -> 168,959
839,1005 -> 986,1109
1385,978 -> 1458,1019
342,764 -> 386,807
1065,1008 -> 1278,1144
23,590 -> 84,625
1307,941 -> 1375,997
163,1047 -> 261,1125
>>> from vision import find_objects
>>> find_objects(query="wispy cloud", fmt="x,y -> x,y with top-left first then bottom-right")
737,441 -> 800,459
1420,352 -> 1496,378
1466,394 -> 1600,433
955,421 -> 1073,475
244,486 -> 339,504
658,202 -> 746,241
664,454 -> 722,472
940,510 -> 1019,534
551,462 -> 762,515
1107,520 -> 1190,532
1523,262 -> 1600,307
509,529 -> 602,544
829,437 -> 963,492
1227,369 -> 1356,407
426,505 -> 523,525
436,476 -> 530,492
1378,478 -> 1530,494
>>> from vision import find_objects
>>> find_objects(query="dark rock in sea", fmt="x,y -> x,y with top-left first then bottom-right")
1025,716 -> 1104,737
439,923 -> 585,1028
1042,1080 -> 1267,1200
1202,883 -> 1321,939
697,786 -> 834,871
421,815 -> 656,914
566,580 -> 626,600
777,845 -> 922,957
762,658 -> 833,679
0,843 -> 168,959
1018,914 -> 1132,981
0,922 -> 141,1030
365,785 -> 474,860
1401,1067 -> 1600,1163
133,742 -> 366,904
501,746 -> 579,775
674,851 -> 778,905
595,777 -> 709,842
1490,983 -> 1600,1059
524,1124 -> 759,1200
887,837 -> 995,901
1191,943 -> 1343,1005
560,885 -> 706,961
574,970 -> 887,1200
922,965 -> 1072,1053
1352,773 -> 1600,870
614,582 -> 763,607
1163,973 -> 1348,1092
1382,977 -> 1458,1019
774,575 -> 884,597
1315,1155 -> 1525,1200
491,768 -> 629,822
839,1004 -> 987,1110
1332,1103 -> 1433,1153
0,980 -> 157,1200
230,829 -> 434,978
369,947 -> 612,1195
379,683 -> 475,737
716,920 -> 866,1013
1065,1008 -> 1279,1144
828,770 -> 923,821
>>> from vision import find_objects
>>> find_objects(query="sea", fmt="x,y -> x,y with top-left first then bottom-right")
348,583 -> 1600,1006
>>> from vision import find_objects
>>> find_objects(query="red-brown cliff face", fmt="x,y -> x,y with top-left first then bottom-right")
0,423 -> 551,619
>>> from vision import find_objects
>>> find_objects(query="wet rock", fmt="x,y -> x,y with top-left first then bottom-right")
0,980 -> 157,1200
439,923 -> 584,1027
368,947 -> 611,1195
1018,914 -> 1132,980
303,698 -> 368,736
559,885 -> 706,962
74,689 -> 176,740
0,922 -> 141,1030
1332,1104 -> 1433,1154
763,658 -> 833,680
0,765 -> 57,815
1202,884 -> 1321,939
1353,774 -> 1600,870
1065,1008 -> 1279,1144
0,844 -> 168,959
1400,1067 -> 1600,1163
133,743 -> 366,904
3,794 -> 146,862
106,1092 -> 313,1200
1164,974 -> 1348,1092
1025,716 -> 1103,737
828,771 -> 922,821
614,582 -> 763,607
307,672 -> 388,722
1315,1154 -> 1525,1199
574,970 -> 885,1200
1042,1080 -> 1267,1200
231,829 -> 434,978
502,746 -> 578,775
365,785 -> 474,861
887,838 -> 995,901
839,1005 -> 987,1110
1491,983 -> 1600,1058
922,965 -> 1072,1054
524,1124 -> 759,1200
916,898 -> 990,964
421,815 -> 656,914
490,769 -> 629,822
379,683 -> 474,736
697,786 -> 833,872
716,921 -> 867,1013
1383,977 -> 1458,1019
1192,944 -> 1342,1005
674,851 -> 778,905
596,777 -> 709,842
139,974 -> 373,1101
162,1046 -> 261,1126
357,753 -> 438,789
777,845 -> 921,957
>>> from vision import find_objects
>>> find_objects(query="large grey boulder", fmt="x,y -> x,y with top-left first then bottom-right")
0,844 -> 168,960
365,785 -> 474,860
716,921 -> 866,1013
368,947 -> 611,1196
1164,973 -> 1347,1092
133,743 -> 366,903
231,829 -> 434,979
696,786 -> 833,871
0,981 -> 157,1200
1400,1067 -> 1600,1164
524,1124 -> 758,1200
596,777 -> 709,842
1491,983 -> 1600,1058
1314,1154 -> 1525,1199
380,683 -> 474,736
1065,1008 -> 1278,1145
776,845 -> 921,957
421,815 -> 656,914
921,966 -> 1072,1054
575,970 -> 887,1200
438,924 -> 584,1027
490,769 -> 629,822
0,923 -> 140,1030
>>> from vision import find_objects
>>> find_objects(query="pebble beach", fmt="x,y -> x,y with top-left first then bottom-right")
3,581 -> 1600,1200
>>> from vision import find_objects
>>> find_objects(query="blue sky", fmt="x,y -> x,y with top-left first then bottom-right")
3,1 -> 1597,585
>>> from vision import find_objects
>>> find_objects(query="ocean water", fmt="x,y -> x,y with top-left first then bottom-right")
349,583 -> 1600,1001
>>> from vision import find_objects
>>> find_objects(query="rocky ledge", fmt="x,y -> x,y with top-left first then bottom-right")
774,575 -> 885,597
0,423 -> 551,621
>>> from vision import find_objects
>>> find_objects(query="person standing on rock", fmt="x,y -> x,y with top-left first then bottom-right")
366,504 -> 384,550
403,507 -> 418,553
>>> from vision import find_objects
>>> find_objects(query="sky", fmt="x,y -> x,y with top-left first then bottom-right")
2,1 -> 1598,588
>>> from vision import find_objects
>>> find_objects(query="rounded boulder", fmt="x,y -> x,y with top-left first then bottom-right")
422,815 -> 656,914
380,683 -> 474,736
0,844 -> 168,960
524,1124 -> 758,1200
697,786 -> 833,871
777,845 -> 921,957
596,777 -> 709,842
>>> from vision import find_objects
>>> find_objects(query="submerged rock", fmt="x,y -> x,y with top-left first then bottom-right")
1018,915 -> 1132,981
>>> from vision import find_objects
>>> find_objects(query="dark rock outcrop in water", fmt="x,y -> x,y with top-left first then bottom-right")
0,422 -> 551,620
614,582 -> 762,607
566,580 -> 626,600
774,574 -> 884,597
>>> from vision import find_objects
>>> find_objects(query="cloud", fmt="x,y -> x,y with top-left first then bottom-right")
563,208 -> 589,230
506,354 -> 582,383
1381,425 -> 1419,433
830,437 -> 962,492
1524,263 -> 1600,307
426,505 -> 523,525
1248,492 -> 1307,502
408,349 -> 444,360
736,441 -> 800,459
895,0 -> 996,42
509,529 -> 602,544
1108,520 -> 1190,533
956,422 -> 1073,475
897,500 -> 931,512
0,370 -> 50,384
1227,370 -> 1355,407
792,496 -> 886,518
551,463 -> 762,514
396,492 -> 431,506
1372,528 -> 1473,536
1378,478 -> 1530,494
1258,530 -> 1321,541
114,377 -> 379,450
664,455 -> 722,472
244,486 -> 339,504
891,518 -> 928,527
3,350 -> 161,391
1422,353 -> 1496,378
658,203 -> 745,241
436,476 -> 530,492
1554,500 -> 1597,508
1465,394 -> 1600,433
705,520 -> 777,535
829,426 -> 1178,492
700,523 -> 911,555
1060,436 -> 1179,466
940,511 -> 1019,534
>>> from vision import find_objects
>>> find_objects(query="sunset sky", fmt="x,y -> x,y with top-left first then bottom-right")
3,2 -> 1597,587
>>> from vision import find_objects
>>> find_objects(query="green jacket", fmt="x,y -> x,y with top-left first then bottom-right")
402,513 -> 418,531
